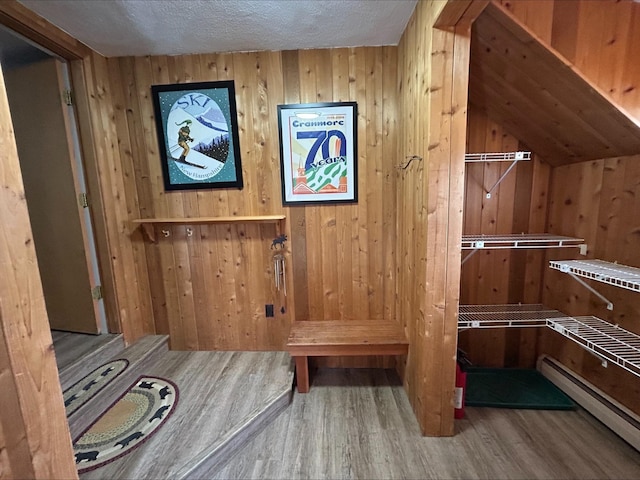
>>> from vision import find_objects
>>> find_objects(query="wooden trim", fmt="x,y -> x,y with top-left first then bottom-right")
289,345 -> 409,356
132,215 -> 286,224
69,59 -> 120,333
434,0 -> 489,28
133,215 -> 286,242
0,0 -> 91,60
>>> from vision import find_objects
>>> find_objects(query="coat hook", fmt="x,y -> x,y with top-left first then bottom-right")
396,155 -> 422,170
186,227 -> 193,237
162,229 -> 171,237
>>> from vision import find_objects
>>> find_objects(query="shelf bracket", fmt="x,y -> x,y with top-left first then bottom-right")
549,320 -> 609,367
485,158 -> 522,199
140,223 -> 156,243
461,248 -> 480,265
564,270 -> 614,311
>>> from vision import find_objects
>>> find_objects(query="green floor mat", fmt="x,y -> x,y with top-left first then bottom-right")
465,367 -> 576,410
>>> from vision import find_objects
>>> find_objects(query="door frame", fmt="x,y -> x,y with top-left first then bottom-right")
0,2 -> 119,333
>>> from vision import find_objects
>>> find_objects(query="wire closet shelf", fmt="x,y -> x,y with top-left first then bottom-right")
462,234 -> 585,250
549,259 -> 640,293
458,304 -> 640,379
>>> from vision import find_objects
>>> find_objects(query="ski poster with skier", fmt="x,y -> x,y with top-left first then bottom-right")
151,81 -> 243,190
277,102 -> 358,205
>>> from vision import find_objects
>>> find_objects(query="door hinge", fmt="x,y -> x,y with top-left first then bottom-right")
78,192 -> 89,208
91,285 -> 103,300
63,89 -> 73,106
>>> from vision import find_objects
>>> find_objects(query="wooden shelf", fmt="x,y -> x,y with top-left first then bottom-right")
458,304 -> 640,379
132,215 -> 286,242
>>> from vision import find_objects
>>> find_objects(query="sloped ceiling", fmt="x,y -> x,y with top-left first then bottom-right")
469,3 -> 640,166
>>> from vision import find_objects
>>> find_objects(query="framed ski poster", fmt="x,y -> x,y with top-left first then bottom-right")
151,81 -> 243,191
277,102 -> 358,205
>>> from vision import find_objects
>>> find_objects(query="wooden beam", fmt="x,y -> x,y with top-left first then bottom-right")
0,65 -> 78,479
435,0 -> 489,28
0,0 -> 91,60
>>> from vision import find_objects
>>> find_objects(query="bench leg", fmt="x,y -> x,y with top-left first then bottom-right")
294,356 -> 310,393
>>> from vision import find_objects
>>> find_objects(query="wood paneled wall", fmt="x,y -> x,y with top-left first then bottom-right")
0,64 -> 77,480
541,155 -> 640,415
498,0 -> 640,121
458,106 -> 552,368
95,47 -> 399,351
396,0 -> 474,436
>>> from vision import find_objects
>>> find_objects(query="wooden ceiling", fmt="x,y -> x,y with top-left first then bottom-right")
469,3 -> 640,166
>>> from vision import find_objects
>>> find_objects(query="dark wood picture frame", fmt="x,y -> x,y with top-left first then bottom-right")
277,101 -> 358,205
151,80 -> 243,191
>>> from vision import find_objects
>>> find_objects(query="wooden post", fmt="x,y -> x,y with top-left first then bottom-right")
398,0 -> 481,437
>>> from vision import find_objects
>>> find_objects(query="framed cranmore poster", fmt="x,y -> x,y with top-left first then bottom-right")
151,80 -> 243,191
277,102 -> 358,205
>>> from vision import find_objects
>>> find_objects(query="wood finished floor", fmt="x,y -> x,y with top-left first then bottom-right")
80,350 -> 294,480
210,368 -> 640,480
52,330 -> 121,372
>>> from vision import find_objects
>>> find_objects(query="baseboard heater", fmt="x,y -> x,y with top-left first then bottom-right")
537,355 -> 640,452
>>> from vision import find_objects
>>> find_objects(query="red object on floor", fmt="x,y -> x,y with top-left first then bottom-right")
454,362 -> 467,419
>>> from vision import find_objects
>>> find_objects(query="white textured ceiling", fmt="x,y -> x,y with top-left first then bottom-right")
18,0 -> 418,57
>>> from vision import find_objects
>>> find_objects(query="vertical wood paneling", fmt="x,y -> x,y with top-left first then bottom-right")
101,45 -> 396,352
397,0 -> 472,436
332,48 -> 352,322
381,46 -> 398,323
0,324 -> 34,480
84,50 -> 156,344
542,154 -> 640,415
351,47 -> 371,320
315,49 -> 340,320
458,106 -> 552,368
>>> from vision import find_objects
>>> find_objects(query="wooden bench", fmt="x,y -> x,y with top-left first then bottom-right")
286,320 -> 409,393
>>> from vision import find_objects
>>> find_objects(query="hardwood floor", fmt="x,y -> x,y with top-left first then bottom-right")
52,330 -> 124,390
79,350 -> 294,479
52,330 -> 121,372
210,368 -> 640,480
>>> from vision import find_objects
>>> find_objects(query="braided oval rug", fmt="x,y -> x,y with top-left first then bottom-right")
73,376 -> 179,473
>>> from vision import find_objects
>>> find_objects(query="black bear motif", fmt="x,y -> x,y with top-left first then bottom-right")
65,394 -> 78,407
100,366 -> 115,377
115,431 -> 144,448
149,405 -> 170,422
158,386 -> 171,400
75,450 -> 99,463
82,379 -> 98,391
138,381 -> 156,389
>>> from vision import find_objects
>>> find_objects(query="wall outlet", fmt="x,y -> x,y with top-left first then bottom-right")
265,304 -> 274,317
